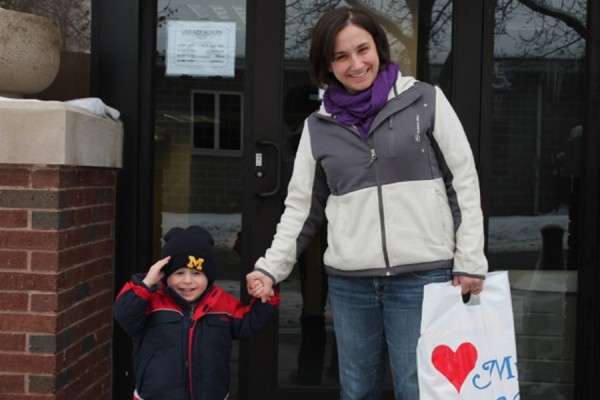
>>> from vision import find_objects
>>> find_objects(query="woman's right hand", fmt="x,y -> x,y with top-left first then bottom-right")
246,270 -> 274,303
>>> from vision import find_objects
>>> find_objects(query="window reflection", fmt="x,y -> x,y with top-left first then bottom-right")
191,91 -> 243,152
490,1 -> 585,399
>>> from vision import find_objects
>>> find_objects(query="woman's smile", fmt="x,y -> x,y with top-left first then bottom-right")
330,23 -> 380,93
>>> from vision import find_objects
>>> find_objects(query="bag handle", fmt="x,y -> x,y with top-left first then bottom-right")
421,271 -> 510,330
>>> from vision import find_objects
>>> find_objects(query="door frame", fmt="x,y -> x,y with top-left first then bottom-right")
239,0 -> 286,396
92,0 -> 156,398
575,1 -> 600,398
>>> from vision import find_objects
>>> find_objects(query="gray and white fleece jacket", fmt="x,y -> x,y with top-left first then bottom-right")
255,75 -> 488,284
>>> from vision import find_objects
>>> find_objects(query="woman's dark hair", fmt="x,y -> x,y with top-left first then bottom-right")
308,7 -> 391,88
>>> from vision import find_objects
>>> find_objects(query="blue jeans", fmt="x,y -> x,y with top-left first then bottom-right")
328,268 -> 452,400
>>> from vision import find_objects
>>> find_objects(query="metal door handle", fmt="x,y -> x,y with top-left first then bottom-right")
255,140 -> 281,197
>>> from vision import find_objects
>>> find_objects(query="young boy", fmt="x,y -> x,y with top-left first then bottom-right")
114,225 -> 279,400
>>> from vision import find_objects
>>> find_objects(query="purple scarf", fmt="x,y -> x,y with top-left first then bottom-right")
323,63 -> 400,140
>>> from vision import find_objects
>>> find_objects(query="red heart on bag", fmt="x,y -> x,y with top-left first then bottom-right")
431,342 -> 478,393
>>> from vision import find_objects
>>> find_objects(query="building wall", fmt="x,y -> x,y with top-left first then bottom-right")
0,165 -> 116,399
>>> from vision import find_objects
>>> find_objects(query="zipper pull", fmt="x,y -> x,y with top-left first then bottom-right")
367,147 -> 377,168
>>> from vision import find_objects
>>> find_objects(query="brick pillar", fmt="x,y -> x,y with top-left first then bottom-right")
0,101 -> 123,399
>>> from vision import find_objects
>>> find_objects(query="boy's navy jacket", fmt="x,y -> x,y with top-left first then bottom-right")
113,274 -> 280,400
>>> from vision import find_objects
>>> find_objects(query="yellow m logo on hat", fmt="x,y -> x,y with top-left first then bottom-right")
187,256 -> 204,271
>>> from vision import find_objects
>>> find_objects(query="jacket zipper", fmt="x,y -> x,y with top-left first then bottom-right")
367,147 -> 377,167
319,113 -> 393,273
367,134 -> 391,273
186,311 -> 195,399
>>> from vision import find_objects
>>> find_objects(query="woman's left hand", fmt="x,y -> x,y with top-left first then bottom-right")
453,275 -> 484,295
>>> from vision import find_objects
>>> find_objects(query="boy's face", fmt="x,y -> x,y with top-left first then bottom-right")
166,268 -> 208,303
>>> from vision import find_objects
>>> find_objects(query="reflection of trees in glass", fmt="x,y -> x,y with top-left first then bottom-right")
283,0 -> 455,82
284,0 -> 586,77
495,0 -> 586,58
0,0 -> 584,65
492,1 -> 586,217
0,0 -> 90,52
158,0 -> 180,28
285,0 -> 445,77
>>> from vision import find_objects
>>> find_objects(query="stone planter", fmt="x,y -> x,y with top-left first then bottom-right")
0,8 -> 60,98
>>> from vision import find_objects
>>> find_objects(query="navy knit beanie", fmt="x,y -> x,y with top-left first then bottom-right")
160,226 -> 216,285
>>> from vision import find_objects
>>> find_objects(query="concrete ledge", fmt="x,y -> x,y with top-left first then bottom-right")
0,101 -> 123,168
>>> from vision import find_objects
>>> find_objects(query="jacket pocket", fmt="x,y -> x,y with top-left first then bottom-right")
135,316 -> 185,395
135,346 -> 185,396
204,314 -> 233,354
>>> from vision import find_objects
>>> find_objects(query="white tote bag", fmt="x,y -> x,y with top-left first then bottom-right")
417,271 -> 520,400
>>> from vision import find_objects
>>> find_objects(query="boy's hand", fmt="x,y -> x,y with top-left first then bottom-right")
142,256 -> 171,287
246,270 -> 274,303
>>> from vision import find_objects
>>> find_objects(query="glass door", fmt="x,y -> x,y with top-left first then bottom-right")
487,1 -> 587,398
153,0 -> 247,394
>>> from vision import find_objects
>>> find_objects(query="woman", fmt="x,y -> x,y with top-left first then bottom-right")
247,7 -> 488,399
